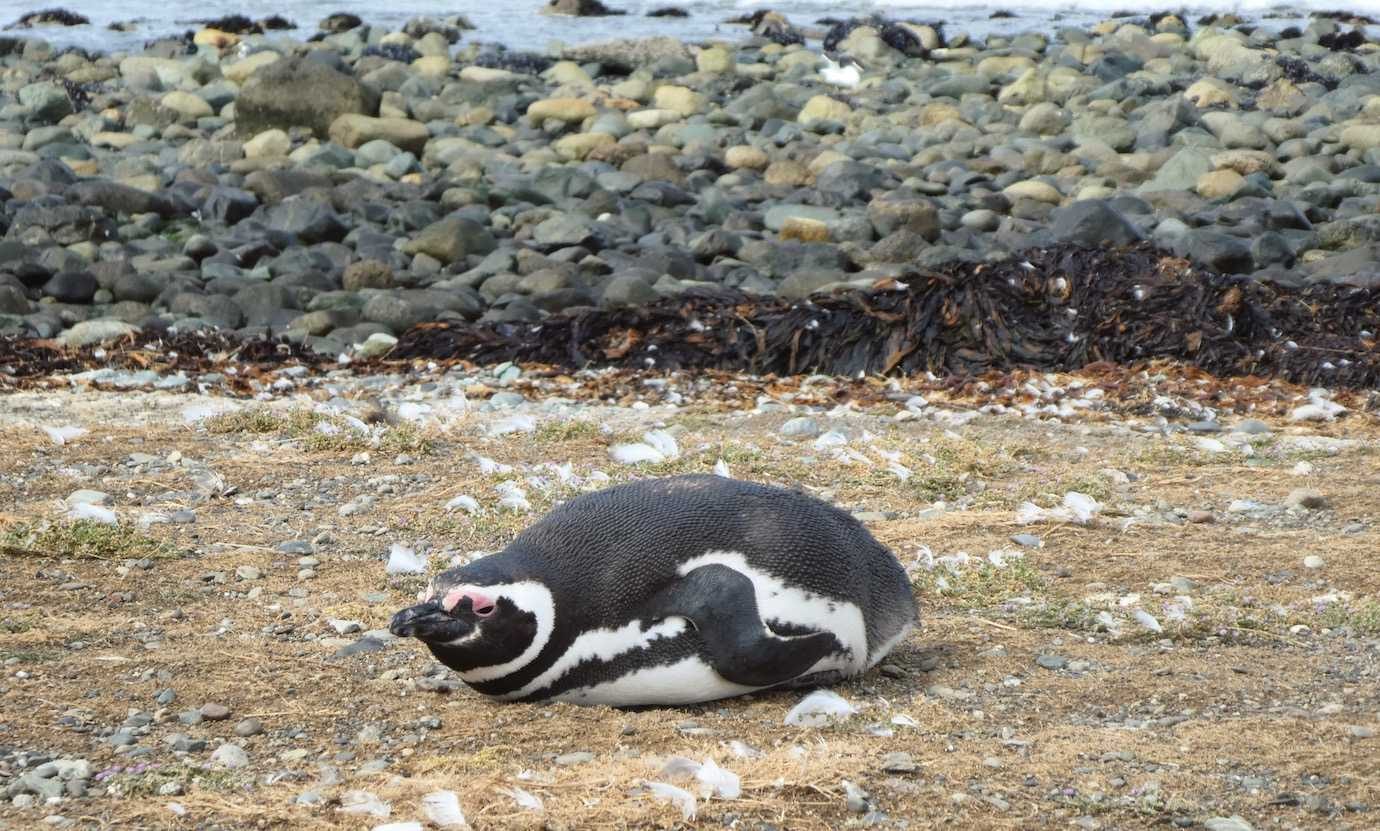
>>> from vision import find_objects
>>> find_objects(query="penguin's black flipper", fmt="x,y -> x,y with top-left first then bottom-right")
643,564 -> 843,688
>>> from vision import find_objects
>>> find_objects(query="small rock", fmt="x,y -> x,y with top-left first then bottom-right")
234,718 -> 264,737
199,703 -> 231,721
1036,654 -> 1067,670
881,752 -> 919,774
235,566 -> 262,581
355,333 -> 398,359
1348,726 -> 1376,739
554,751 -> 594,766
209,743 -> 249,769
1010,533 -> 1043,548
1303,555 -> 1325,570
780,417 -> 822,438
1186,510 -> 1215,524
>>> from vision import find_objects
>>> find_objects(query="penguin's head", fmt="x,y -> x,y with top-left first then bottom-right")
389,580 -> 553,674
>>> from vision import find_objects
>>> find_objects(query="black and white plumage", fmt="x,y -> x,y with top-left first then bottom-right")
389,475 -> 919,707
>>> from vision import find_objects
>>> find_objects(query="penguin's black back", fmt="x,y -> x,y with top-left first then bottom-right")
483,475 -> 916,645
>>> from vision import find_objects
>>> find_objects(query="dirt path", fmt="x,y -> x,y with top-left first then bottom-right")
1,366 -> 1377,830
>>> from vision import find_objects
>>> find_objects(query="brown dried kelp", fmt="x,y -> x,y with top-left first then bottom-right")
390,244 -> 1380,389
0,329 -> 331,391
2,244 -> 1377,392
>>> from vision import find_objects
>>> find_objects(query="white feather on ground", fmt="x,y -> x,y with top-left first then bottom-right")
41,425 -> 87,446
420,790 -> 467,829
494,481 -> 531,512
1015,491 -> 1102,525
394,402 -> 432,422
68,503 -> 117,524
385,544 -> 428,575
444,495 -> 480,514
713,459 -> 731,478
658,757 -> 741,800
642,782 -> 696,820
181,402 -> 239,425
609,443 -> 664,464
609,430 -> 681,465
487,414 -> 536,437
372,822 -> 422,831
338,790 -> 390,817
813,430 -> 848,450
643,430 -> 679,458
784,690 -> 858,726
472,455 -> 513,475
496,786 -> 543,812
694,759 -> 741,800
1133,609 -> 1163,633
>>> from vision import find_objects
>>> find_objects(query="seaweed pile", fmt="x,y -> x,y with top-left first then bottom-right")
2,244 -> 1377,392
389,244 -> 1380,390
0,330 -> 331,393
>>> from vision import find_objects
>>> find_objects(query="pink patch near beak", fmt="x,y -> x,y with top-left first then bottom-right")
441,587 -> 496,616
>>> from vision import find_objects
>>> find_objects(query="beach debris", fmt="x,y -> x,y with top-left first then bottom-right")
385,544 -> 428,575
487,414 -> 536,436
473,454 -> 513,475
1015,491 -> 1102,525
495,481 -> 532,512
338,790 -> 391,818
1133,609 -> 1164,633
641,781 -> 696,820
658,756 -> 741,800
68,503 -> 117,524
784,689 -> 857,726
444,495 -> 481,514
496,786 -> 543,812
420,790 -> 467,828
610,430 -> 680,464
41,425 -> 87,445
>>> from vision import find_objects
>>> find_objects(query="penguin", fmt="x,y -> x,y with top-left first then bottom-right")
389,475 -> 919,707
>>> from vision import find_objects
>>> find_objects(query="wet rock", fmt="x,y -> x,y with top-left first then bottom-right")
402,217 -> 497,265
237,56 -> 380,138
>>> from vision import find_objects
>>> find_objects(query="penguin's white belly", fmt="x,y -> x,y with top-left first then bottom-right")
553,657 -> 761,706
679,550 -> 871,675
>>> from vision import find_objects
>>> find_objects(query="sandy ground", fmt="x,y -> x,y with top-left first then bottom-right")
1,365 -> 1378,830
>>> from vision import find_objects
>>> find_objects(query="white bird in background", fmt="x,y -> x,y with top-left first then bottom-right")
820,53 -> 862,88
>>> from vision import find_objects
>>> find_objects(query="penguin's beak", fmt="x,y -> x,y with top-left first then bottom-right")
389,602 -> 473,642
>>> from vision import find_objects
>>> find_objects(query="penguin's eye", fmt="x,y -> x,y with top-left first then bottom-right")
473,602 -> 496,618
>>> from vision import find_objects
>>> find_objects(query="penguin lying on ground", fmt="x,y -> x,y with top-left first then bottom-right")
389,475 -> 919,707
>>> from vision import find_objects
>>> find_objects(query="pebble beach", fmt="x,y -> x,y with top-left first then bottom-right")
0,10 -> 1379,358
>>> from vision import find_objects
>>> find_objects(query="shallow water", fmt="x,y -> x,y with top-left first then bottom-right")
3,0 -> 1370,56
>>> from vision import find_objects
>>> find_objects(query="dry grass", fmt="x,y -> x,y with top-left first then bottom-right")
0,388 -> 1378,830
